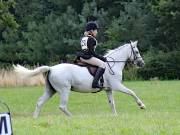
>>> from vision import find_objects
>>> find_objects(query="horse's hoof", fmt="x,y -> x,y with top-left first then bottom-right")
33,112 -> 39,119
140,104 -> 146,109
33,115 -> 38,119
113,113 -> 118,117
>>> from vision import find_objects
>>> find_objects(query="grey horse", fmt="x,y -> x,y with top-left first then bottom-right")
14,41 -> 145,118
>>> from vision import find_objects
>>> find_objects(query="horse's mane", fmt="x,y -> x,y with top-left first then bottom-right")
105,43 -> 129,56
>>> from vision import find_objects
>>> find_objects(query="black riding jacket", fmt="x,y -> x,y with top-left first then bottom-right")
77,35 -> 106,61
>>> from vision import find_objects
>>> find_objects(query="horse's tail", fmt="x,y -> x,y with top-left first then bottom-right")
13,64 -> 50,78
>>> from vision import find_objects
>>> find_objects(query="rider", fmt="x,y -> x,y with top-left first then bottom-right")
77,21 -> 106,89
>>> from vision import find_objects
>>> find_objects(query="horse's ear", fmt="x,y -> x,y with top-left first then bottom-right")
134,40 -> 138,46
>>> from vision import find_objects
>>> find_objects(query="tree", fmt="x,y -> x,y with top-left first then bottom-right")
0,0 -> 19,41
105,0 -> 156,52
20,7 -> 82,64
151,0 -> 180,51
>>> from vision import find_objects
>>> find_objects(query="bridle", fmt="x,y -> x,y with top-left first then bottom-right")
106,42 -> 142,75
129,43 -> 142,61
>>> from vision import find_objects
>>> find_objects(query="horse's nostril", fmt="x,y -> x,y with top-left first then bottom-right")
141,62 -> 145,67
137,61 -> 145,67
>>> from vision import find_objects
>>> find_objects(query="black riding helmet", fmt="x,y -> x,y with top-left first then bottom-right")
85,21 -> 99,31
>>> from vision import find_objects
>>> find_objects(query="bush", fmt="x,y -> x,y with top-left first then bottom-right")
138,51 -> 180,80
123,67 -> 142,81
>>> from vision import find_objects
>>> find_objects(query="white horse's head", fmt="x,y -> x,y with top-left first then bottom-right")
129,41 -> 145,67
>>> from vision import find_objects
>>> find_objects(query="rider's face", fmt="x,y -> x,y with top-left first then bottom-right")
92,29 -> 98,37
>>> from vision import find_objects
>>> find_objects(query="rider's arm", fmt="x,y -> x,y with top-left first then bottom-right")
87,37 -> 106,62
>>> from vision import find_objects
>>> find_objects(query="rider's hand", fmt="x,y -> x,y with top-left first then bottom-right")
102,57 -> 107,62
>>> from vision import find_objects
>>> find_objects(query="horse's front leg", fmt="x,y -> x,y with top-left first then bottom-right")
111,81 -> 146,109
106,89 -> 117,115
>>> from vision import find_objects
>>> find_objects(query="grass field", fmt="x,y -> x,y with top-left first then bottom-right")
0,81 -> 180,135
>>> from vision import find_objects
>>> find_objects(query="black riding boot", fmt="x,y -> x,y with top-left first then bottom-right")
92,67 -> 105,89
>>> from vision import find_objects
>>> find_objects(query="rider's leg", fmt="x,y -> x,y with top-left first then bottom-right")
92,67 -> 105,88
80,57 -> 106,88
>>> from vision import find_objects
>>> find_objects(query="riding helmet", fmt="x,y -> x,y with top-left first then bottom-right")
85,21 -> 99,31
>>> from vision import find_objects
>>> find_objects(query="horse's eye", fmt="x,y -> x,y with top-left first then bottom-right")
135,51 -> 139,54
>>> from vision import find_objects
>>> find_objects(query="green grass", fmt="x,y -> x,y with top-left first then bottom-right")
0,81 -> 180,135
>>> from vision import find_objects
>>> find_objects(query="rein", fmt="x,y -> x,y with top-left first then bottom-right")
106,56 -> 126,75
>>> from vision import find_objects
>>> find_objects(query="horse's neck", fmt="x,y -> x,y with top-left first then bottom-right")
106,44 -> 130,73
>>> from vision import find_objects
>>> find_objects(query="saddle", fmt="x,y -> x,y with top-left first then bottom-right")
74,59 -> 104,88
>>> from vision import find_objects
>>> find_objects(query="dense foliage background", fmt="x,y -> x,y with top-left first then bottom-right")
0,0 -> 179,79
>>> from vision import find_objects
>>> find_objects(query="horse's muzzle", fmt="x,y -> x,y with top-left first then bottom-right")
137,60 -> 145,67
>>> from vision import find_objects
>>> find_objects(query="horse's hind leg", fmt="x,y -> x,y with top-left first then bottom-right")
58,86 -> 72,116
33,84 -> 55,118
